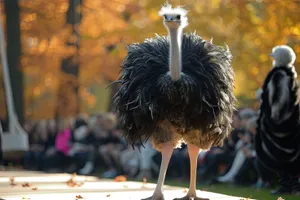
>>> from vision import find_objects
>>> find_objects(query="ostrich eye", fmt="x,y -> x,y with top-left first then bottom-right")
176,15 -> 181,20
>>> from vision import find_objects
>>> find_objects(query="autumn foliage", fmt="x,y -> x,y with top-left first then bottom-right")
0,0 -> 300,120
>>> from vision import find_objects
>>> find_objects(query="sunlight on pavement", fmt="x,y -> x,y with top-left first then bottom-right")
0,171 -> 252,200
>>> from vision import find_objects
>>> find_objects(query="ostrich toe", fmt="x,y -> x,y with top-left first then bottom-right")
173,195 -> 209,200
141,193 -> 164,200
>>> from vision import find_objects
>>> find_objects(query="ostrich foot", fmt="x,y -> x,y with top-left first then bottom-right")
141,192 -> 164,200
173,195 -> 209,200
175,145 -> 210,200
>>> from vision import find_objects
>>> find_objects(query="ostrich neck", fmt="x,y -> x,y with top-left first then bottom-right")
168,28 -> 182,81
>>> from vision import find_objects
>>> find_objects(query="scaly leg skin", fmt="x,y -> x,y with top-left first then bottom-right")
141,143 -> 174,200
174,144 -> 210,200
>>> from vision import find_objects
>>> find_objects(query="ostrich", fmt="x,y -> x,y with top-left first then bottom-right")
255,45 -> 300,195
113,3 -> 236,200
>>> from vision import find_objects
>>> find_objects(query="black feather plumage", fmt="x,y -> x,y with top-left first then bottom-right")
255,66 -> 300,173
113,33 -> 236,150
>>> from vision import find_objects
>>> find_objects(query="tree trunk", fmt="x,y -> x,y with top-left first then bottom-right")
4,0 -> 24,125
55,0 -> 82,118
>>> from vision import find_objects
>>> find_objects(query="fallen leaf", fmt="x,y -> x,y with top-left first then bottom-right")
9,177 -> 17,186
114,175 -> 127,182
66,173 -> 84,187
22,183 -> 32,187
76,195 -> 83,199
143,177 -> 147,183
141,177 -> 148,188
106,194 -> 111,197
32,187 -> 38,190
183,188 -> 188,193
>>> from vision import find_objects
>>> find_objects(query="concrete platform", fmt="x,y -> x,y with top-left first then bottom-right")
0,170 -> 250,200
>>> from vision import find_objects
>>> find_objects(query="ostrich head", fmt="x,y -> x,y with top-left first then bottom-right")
158,3 -> 188,30
269,45 -> 296,67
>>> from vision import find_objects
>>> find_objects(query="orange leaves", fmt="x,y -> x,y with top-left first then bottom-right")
143,177 -> 147,183
15,0 -> 142,119
80,0 -> 132,37
19,1 -> 69,38
79,88 -> 97,107
9,177 -> 17,187
23,13 -> 37,23
2,0 -> 299,119
114,175 -> 129,189
22,183 -> 32,187
258,54 -> 269,63
221,0 -> 300,104
58,2 -> 69,13
141,177 -> 148,188
66,173 -> 85,188
8,178 -> 38,191
114,175 -> 127,182
290,26 -> 300,36
148,8 -> 160,21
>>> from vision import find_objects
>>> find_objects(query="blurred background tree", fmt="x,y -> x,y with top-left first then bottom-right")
0,0 -> 300,121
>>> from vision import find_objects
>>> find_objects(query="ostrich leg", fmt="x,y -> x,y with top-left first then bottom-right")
174,144 -> 209,200
142,143 -> 173,200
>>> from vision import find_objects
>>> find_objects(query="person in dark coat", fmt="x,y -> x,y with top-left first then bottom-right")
255,45 -> 300,195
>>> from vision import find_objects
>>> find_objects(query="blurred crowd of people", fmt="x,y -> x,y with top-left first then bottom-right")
0,108 -> 275,185
0,109 -> 278,182
20,113 -> 128,178
197,107 -> 275,187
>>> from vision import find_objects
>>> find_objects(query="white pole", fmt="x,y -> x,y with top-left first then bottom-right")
0,6 -> 28,147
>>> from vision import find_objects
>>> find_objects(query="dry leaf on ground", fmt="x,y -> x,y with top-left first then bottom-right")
114,175 -> 127,182
9,177 -> 17,186
22,183 -> 32,187
66,173 -> 84,187
143,177 -> 147,183
141,177 -> 148,188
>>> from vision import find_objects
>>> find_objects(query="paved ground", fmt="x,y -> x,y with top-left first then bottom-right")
0,170 -> 251,200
